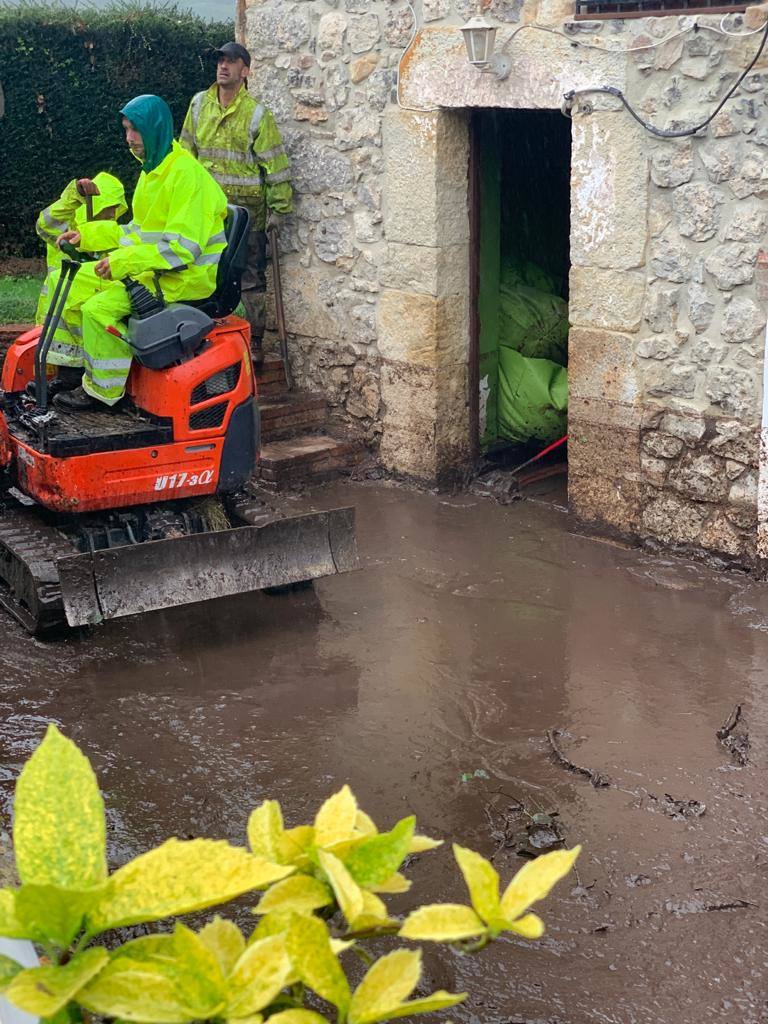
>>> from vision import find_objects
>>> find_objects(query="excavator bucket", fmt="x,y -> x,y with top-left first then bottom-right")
56,506 -> 357,627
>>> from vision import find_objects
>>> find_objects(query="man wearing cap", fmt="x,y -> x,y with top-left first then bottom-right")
181,42 -> 293,364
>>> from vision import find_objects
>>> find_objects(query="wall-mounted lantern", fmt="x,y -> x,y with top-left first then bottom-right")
460,14 -> 497,66
460,11 -> 512,81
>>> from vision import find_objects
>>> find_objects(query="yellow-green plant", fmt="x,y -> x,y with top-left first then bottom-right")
0,725 -> 580,1024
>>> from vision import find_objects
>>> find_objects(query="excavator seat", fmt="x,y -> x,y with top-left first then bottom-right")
190,204 -> 251,319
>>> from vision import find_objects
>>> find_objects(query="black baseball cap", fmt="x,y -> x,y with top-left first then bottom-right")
215,42 -> 251,66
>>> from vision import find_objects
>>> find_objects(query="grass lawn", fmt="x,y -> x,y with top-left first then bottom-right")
0,276 -> 42,325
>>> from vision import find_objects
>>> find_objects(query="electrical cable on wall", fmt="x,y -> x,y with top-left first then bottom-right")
395,1 -> 768,130
561,18 -> 768,137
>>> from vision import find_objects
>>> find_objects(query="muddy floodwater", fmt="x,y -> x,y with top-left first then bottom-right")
1,480 -> 768,1024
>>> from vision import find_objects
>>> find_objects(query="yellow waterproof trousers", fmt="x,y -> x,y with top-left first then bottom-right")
45,263 -> 133,405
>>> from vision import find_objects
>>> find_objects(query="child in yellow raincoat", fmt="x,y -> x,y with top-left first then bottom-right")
35,173 -> 127,325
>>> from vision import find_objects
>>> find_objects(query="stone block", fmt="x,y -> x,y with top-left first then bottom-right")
569,414 -> 641,481
641,453 -> 672,487
729,468 -> 759,506
570,113 -> 649,270
706,365 -> 760,420
570,471 -> 643,537
708,419 -> 760,466
379,359 -> 467,483
650,141 -> 694,187
569,269 -> 645,332
721,295 -> 766,344
378,289 -> 468,368
668,452 -> 728,502
569,327 -> 640,406
383,109 -> 469,248
379,243 -> 468,297
644,362 -> 697,400
642,432 -> 684,458
704,243 -> 759,290
686,282 -> 716,334
642,492 -> 708,545
660,411 -> 706,443
644,285 -> 679,333
672,183 -> 725,242
699,512 -> 745,556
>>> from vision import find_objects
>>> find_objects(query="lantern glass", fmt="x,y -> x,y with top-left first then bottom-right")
461,16 -> 497,66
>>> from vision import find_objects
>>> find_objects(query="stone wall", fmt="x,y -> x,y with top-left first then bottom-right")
242,0 -> 768,559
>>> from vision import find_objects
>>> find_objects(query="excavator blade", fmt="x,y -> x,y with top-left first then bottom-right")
56,506 -> 357,627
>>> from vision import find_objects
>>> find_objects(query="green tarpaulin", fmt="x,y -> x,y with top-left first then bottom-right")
496,260 -> 569,445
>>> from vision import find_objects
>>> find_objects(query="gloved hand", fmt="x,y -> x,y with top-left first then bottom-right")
76,178 -> 101,198
266,211 -> 282,235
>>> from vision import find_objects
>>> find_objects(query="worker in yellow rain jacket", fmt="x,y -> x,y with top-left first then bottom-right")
35,173 -> 127,327
180,41 -> 293,364
47,94 -> 227,410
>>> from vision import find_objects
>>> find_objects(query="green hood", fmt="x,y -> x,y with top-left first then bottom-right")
120,94 -> 174,174
91,172 -> 128,219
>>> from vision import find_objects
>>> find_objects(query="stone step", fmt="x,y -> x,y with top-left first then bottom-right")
259,392 -> 327,442
257,433 -> 365,490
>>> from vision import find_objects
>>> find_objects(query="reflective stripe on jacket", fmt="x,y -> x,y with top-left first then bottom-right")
180,83 -> 293,230
78,142 -> 228,303
36,174 -> 127,273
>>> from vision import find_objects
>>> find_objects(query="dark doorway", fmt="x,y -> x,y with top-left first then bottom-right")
469,109 -> 571,498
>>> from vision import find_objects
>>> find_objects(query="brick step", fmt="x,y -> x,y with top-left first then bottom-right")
259,392 -> 327,442
257,433 -> 365,490
254,355 -> 290,399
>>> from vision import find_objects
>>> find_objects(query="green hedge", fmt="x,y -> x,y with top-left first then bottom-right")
0,2 -> 232,257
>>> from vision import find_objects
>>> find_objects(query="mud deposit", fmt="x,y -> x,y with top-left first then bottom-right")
1,481 -> 767,1023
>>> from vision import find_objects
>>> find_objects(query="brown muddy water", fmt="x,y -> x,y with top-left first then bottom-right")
1,480 -> 767,1024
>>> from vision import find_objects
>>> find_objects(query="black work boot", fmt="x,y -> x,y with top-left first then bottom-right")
57,366 -> 82,390
26,366 -> 82,399
53,386 -> 98,411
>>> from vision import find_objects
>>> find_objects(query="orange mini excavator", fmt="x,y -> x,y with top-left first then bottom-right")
0,206 -> 357,633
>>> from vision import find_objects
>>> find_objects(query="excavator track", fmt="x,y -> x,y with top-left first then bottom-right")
0,508 -> 76,635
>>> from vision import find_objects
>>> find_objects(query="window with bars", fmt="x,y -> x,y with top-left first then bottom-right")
574,0 -> 745,19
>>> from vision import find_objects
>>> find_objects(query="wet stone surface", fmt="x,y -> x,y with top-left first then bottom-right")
1,481 -> 768,1023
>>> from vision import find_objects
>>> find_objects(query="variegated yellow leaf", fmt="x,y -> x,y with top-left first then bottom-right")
226,1015 -> 262,1024
226,934 -> 292,1018
370,872 -> 411,894
247,801 -> 284,862
399,904 -> 486,942
251,909 -> 294,942
504,912 -> 544,939
452,845 -> 500,925
349,891 -> 395,932
378,991 -> 467,1021
199,916 -> 246,977
6,948 -> 107,1017
354,810 -> 378,838
14,724 -> 106,889
408,835 -> 443,854
255,875 -> 333,916
0,954 -> 23,989
348,949 -> 421,1024
317,850 -> 364,925
279,826 -> 315,867
87,839 -> 293,933
314,786 -> 358,848
346,817 -> 415,888
15,882 -> 105,949
499,846 -> 580,922
330,938 -> 355,955
286,912 -> 350,1014
266,1011 -> 329,1024
79,925 -> 226,1023
0,889 -> 34,940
